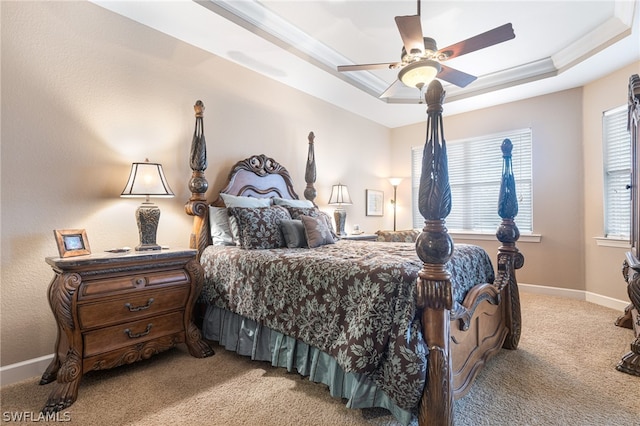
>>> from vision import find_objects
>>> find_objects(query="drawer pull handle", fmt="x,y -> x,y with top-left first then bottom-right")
124,324 -> 153,339
124,298 -> 154,312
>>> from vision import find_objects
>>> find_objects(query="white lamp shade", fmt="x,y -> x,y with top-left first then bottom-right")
328,184 -> 352,205
388,177 -> 403,187
398,60 -> 442,89
121,160 -> 175,198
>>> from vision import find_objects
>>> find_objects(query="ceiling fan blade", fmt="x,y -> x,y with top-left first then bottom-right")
395,15 -> 425,55
338,62 -> 399,72
438,23 -> 515,61
379,79 -> 404,99
437,64 -> 477,88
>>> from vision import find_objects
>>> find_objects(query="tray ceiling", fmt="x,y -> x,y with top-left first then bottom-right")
93,0 -> 640,128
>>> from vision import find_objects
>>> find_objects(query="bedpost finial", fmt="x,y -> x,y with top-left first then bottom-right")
425,80 -> 445,114
501,138 -> 513,157
629,74 -> 640,131
194,100 -> 205,118
497,138 -> 520,243
188,100 -> 208,198
305,131 -> 317,204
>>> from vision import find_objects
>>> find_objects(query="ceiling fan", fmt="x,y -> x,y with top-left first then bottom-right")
337,0 -> 516,98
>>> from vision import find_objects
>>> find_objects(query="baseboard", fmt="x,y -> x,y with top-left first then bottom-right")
584,291 -> 631,311
0,354 -> 53,388
0,286 -> 630,387
518,283 -> 629,311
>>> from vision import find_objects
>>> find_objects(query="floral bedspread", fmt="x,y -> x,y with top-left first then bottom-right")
199,240 -> 494,410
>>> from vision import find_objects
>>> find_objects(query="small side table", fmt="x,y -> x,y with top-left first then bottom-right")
340,233 -> 378,242
39,248 -> 214,413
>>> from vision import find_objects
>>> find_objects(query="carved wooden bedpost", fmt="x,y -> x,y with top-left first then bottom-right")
496,139 -> 524,350
415,80 -> 454,426
616,74 -> 640,376
304,131 -> 317,204
618,255 -> 640,375
184,100 -> 209,259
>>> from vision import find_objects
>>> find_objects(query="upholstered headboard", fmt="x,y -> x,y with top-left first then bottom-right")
212,154 -> 299,205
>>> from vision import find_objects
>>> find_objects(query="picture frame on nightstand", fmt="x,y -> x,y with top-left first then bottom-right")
54,229 -> 91,258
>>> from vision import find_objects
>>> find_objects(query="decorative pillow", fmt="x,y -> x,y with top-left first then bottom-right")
286,207 -> 337,239
280,219 -> 307,248
317,211 -> 338,238
286,206 -> 315,219
300,215 -> 336,248
375,229 -> 420,243
228,215 -> 240,244
209,206 -> 235,246
228,206 -> 291,249
272,197 -> 314,208
220,193 -> 272,208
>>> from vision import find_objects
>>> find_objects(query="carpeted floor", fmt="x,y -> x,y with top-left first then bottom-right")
1,292 -> 638,425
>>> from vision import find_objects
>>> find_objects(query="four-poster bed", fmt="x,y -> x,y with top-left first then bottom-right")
185,80 -> 524,425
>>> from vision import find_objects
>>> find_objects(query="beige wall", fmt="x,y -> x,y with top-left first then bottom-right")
1,2 -> 390,366
583,62 -> 640,300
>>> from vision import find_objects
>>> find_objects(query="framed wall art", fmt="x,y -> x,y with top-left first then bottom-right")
54,229 -> 91,258
366,189 -> 384,216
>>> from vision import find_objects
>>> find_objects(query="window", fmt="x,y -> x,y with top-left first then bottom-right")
602,105 -> 631,239
411,129 -> 533,233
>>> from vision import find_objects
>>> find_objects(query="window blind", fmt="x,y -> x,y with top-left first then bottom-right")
412,129 -> 533,233
603,105 -> 631,239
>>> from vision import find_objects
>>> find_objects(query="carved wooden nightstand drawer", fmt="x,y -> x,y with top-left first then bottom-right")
78,270 -> 189,299
83,311 -> 184,357
77,286 -> 189,329
40,249 -> 214,414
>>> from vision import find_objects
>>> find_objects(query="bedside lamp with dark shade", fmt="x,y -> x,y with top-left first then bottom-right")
328,183 -> 352,237
121,159 -> 174,251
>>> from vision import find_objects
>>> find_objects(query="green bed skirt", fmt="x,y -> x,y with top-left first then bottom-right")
201,305 -> 416,425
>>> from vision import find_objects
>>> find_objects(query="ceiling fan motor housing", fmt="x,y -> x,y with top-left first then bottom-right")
402,37 -> 439,64
423,37 -> 438,54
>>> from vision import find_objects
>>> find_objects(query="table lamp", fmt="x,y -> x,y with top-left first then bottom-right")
121,159 -> 174,251
328,183 -> 352,236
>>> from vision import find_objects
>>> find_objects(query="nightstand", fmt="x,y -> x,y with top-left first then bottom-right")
340,233 -> 378,241
39,248 -> 214,413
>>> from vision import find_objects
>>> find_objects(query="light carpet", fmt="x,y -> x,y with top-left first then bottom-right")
1,292 -> 638,425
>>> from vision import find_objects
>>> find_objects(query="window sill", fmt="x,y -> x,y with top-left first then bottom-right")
449,231 -> 541,243
594,237 -> 631,249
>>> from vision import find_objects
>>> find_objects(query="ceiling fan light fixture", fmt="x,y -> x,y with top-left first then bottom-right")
398,59 -> 441,89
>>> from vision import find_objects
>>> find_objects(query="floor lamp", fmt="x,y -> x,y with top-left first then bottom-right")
388,178 -> 403,231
